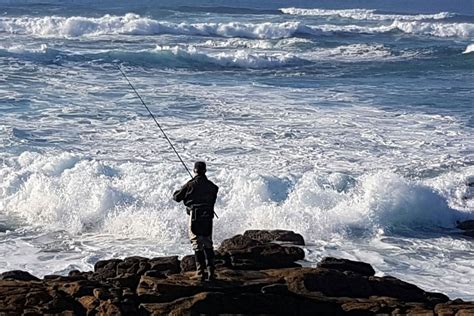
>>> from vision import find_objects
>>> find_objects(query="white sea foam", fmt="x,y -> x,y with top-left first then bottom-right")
0,43 -> 49,54
0,13 -> 470,39
0,13 -> 309,39
390,20 -> 474,38
301,44 -> 393,61
1,152 -> 472,240
310,21 -> 474,38
280,7 -> 455,21
462,43 -> 474,54
201,38 -> 312,49
153,45 -> 302,68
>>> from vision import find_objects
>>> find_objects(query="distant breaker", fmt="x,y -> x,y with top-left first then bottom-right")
463,44 -> 474,54
279,7 -> 455,21
0,13 -> 472,39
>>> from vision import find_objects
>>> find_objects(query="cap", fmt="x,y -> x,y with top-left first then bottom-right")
194,161 -> 207,173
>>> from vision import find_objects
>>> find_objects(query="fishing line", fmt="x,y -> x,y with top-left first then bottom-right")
117,64 -> 219,218
116,65 -> 193,179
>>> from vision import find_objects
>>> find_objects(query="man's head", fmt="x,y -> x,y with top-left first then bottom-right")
194,161 -> 207,176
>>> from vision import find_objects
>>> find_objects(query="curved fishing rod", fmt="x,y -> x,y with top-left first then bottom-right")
116,65 -> 193,179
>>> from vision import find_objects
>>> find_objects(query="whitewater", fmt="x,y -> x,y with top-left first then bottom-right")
0,0 -> 473,300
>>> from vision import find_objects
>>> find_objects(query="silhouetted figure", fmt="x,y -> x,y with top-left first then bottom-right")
173,161 -> 219,281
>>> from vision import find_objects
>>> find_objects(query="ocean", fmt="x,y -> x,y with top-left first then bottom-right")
0,0 -> 473,300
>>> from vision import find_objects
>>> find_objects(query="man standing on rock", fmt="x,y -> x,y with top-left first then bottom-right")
173,161 -> 219,281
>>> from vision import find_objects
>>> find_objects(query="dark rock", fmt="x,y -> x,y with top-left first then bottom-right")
43,275 -> 64,281
217,234 -> 262,254
77,295 -> 99,314
457,220 -> 474,238
116,260 -> 140,276
68,270 -> 81,277
93,288 -> 112,300
180,255 -> 196,272
298,268 -> 373,298
341,301 -> 385,314
25,291 -> 53,306
0,270 -> 39,282
462,230 -> 474,238
97,299 -> 122,315
317,257 -> 376,276
0,231 -> 467,316
261,284 -> 290,295
243,229 -> 305,245
139,291 -> 344,315
115,256 -> 151,276
368,276 -> 427,302
227,243 -> 304,270
149,256 -> 180,274
41,294 -> 86,314
107,273 -> 141,290
457,220 -> 474,231
58,280 -> 99,297
424,291 -> 450,305
143,270 -> 168,278
93,259 -> 123,281
435,301 -> 474,315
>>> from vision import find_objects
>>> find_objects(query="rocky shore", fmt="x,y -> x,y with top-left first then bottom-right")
1,229 -> 473,315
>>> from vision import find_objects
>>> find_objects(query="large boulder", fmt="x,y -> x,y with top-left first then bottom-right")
0,271 -> 39,282
217,234 -> 262,254
227,243 -> 304,270
243,230 -> 305,245
217,234 -> 304,270
317,257 -> 375,276
116,256 -> 150,276
274,267 -> 448,305
93,258 -> 123,279
149,256 -> 180,274
180,255 -> 196,272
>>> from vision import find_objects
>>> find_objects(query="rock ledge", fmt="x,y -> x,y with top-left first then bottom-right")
0,229 -> 472,315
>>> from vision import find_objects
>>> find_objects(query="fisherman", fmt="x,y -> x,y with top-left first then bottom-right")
173,161 -> 219,281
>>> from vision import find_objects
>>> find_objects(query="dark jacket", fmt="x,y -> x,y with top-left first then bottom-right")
173,175 -> 219,220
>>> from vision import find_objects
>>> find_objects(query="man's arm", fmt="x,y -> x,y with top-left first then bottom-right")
173,183 -> 189,202
212,184 -> 219,204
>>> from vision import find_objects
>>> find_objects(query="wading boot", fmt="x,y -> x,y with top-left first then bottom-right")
192,250 -> 206,282
204,247 -> 216,282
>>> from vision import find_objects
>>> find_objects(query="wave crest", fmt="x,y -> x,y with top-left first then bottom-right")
1,13 -> 471,39
463,43 -> 474,54
0,13 -> 308,39
390,20 -> 474,38
280,7 -> 455,21
1,152 -> 472,240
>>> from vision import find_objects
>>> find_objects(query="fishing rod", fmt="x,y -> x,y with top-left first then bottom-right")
116,65 -> 193,179
116,65 -> 219,219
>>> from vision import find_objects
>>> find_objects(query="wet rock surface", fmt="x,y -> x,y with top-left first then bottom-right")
0,229 -> 471,315
457,220 -> 474,238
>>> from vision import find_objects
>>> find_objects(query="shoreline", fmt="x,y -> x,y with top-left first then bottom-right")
1,229 -> 473,315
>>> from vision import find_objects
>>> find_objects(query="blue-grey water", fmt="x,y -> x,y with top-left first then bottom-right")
0,0 -> 473,299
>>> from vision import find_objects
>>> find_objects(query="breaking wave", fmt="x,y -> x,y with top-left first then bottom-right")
152,45 -> 303,68
1,13 -> 472,39
463,43 -> 474,54
280,8 -> 455,21
0,42 -> 421,68
0,13 -> 311,39
1,151 -> 472,241
390,20 -> 474,38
